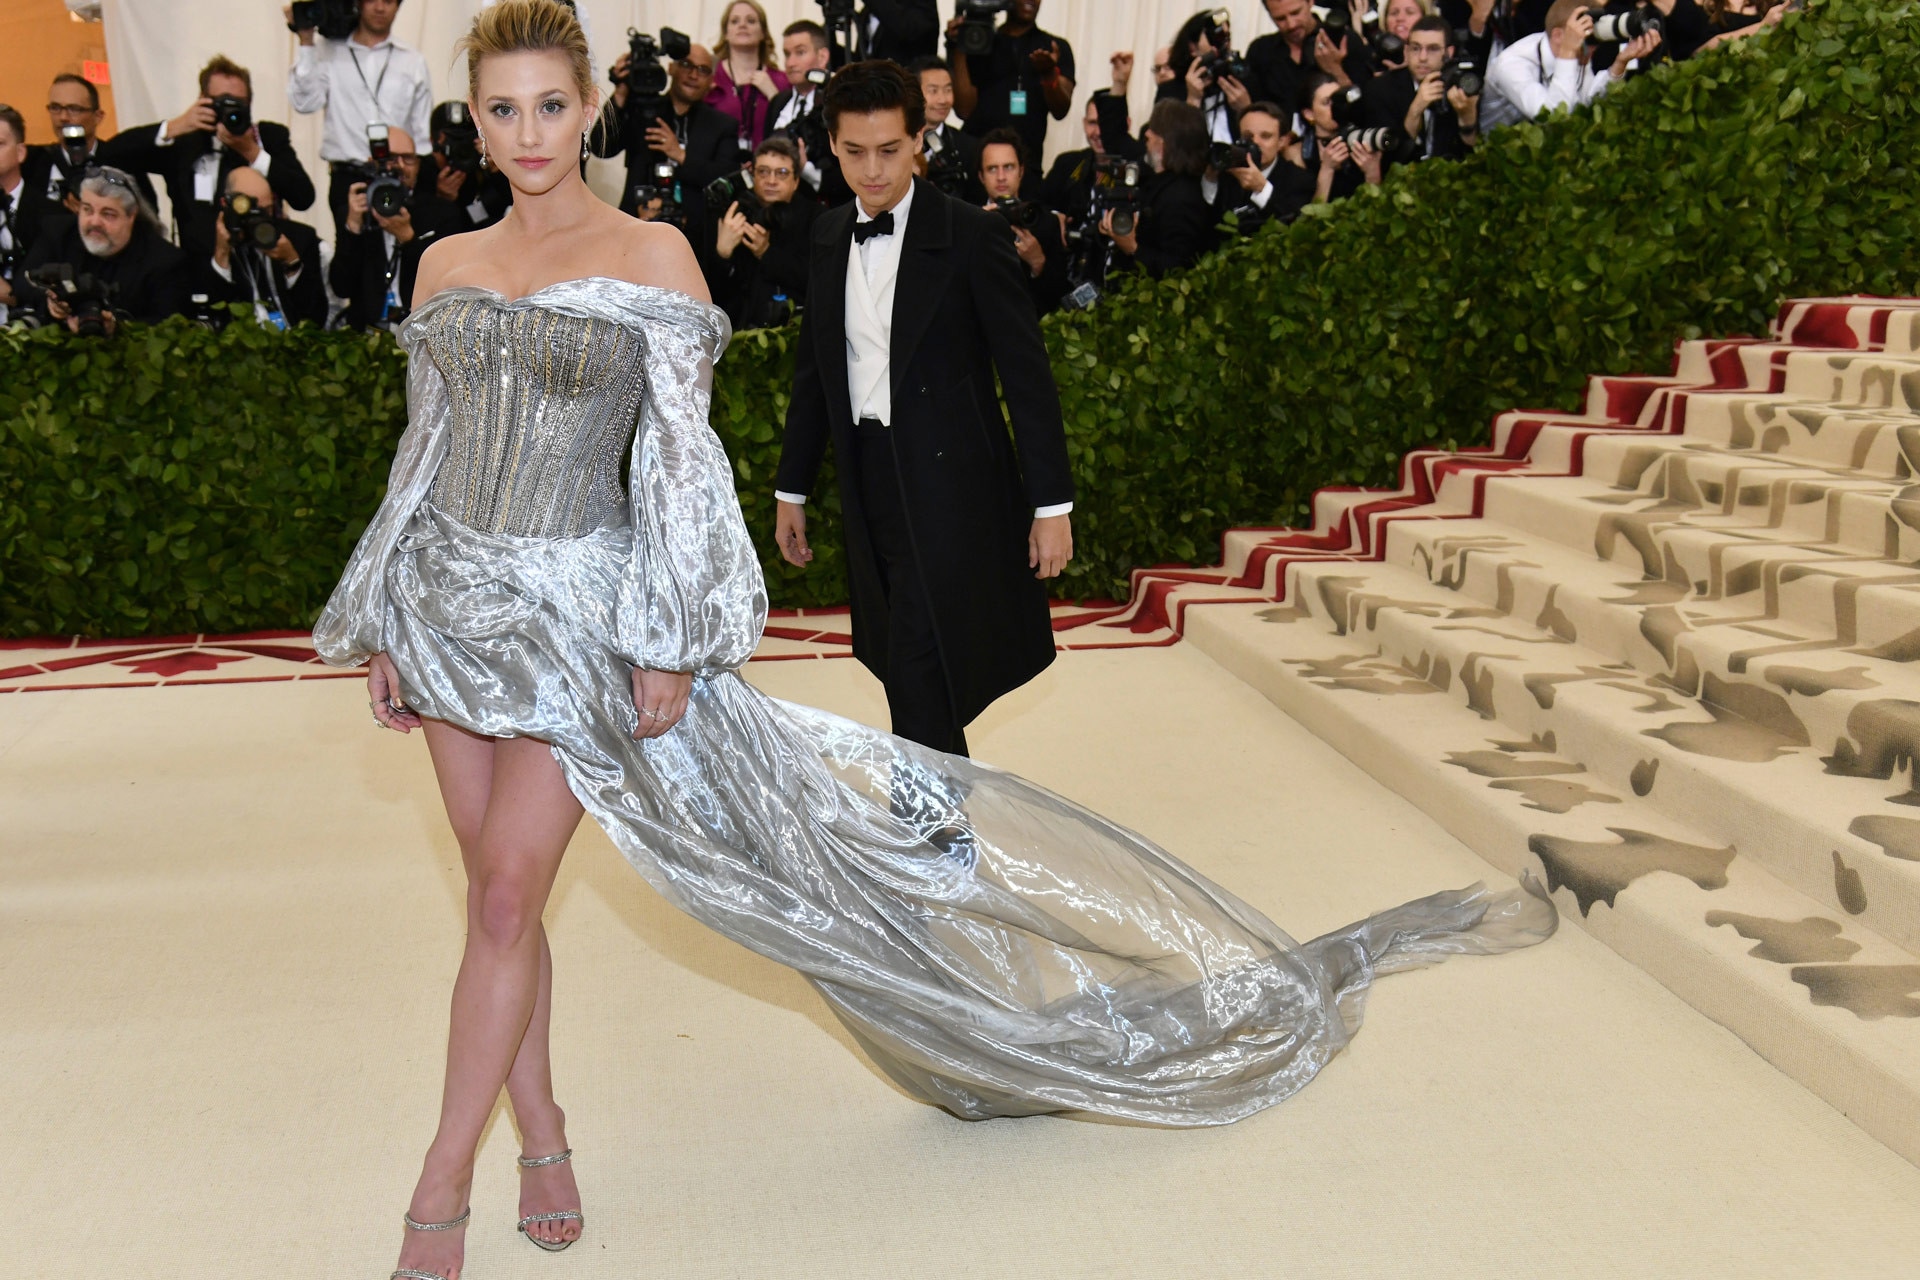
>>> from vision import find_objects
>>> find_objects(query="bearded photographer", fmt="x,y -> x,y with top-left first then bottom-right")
1212,101 -> 1314,231
711,137 -> 818,331
1360,16 -> 1480,170
947,0 -> 1075,198
977,128 -> 1067,316
1099,100 -> 1218,278
1299,72 -> 1385,202
594,42 -> 737,223
1246,0 -> 1378,127
198,166 -> 325,328
98,55 -> 316,263
1481,0 -> 1662,131
328,126 -> 453,330
21,167 -> 188,335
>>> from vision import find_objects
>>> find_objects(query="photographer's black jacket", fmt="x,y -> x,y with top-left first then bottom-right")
591,99 -> 738,222
710,196 -> 818,332
857,0 -> 941,62
1041,146 -> 1097,217
923,122 -> 986,205
329,196 -> 465,329
97,120 -> 316,260
1245,30 -> 1375,117
766,86 -> 852,207
1213,156 -> 1314,231
1118,171 -> 1219,278
196,218 -> 326,328
777,179 -> 1073,727
21,215 -> 189,324
1361,69 -> 1472,170
418,156 -> 512,231
8,154 -> 67,258
961,24 -> 1075,183
26,140 -> 158,211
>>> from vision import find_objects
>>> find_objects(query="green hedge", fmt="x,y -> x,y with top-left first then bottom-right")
3,0 -> 1916,636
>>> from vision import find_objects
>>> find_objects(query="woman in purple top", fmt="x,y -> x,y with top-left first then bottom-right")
707,0 -> 789,151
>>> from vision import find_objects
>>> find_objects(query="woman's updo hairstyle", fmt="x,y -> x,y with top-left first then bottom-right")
456,0 -> 595,106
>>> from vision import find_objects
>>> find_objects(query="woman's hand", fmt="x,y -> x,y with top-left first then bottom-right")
369,653 -> 422,733
748,68 -> 781,98
715,201 -> 748,258
632,668 -> 692,739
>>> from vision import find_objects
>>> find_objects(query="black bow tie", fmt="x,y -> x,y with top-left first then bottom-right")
853,211 -> 895,245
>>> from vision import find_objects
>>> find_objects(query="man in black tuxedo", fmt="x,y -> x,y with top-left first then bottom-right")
98,56 -> 315,262
774,61 -> 1073,757
199,166 -> 327,328
29,74 -> 159,216
911,57 -> 984,205
768,21 -> 850,207
595,42 -> 738,225
857,0 -> 941,63
1359,17 -> 1481,173
0,105 -> 56,324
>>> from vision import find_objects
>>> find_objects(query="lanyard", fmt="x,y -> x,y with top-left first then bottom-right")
348,42 -> 394,115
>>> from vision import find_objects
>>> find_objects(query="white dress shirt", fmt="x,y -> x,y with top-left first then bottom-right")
1480,33 -> 1615,132
153,124 -> 274,203
776,184 -> 1071,519
773,86 -> 824,190
288,35 -> 433,162
0,173 -> 21,325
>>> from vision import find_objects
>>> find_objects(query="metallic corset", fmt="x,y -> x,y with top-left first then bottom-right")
424,296 -> 644,537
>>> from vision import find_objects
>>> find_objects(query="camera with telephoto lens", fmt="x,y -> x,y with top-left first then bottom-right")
925,141 -> 972,197
953,0 -> 1012,58
989,196 -> 1043,230
705,171 -> 769,230
1586,6 -> 1663,44
210,94 -> 251,135
222,191 -> 280,251
1337,124 -> 1400,153
288,0 -> 360,41
26,263 -> 118,336
1091,153 -> 1143,238
632,159 -> 682,225
1371,31 -> 1405,63
1441,47 -> 1483,96
619,28 -> 693,137
1209,139 -> 1259,173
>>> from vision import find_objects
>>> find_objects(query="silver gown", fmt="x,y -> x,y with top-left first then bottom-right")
314,278 -> 1556,1126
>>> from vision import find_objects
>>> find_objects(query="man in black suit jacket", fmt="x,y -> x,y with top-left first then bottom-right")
31,72 -> 159,216
22,168 -> 189,332
98,56 -> 315,262
328,127 -> 456,330
858,0 -> 941,63
709,138 -> 819,331
594,42 -> 739,227
769,21 -> 851,207
1359,17 -> 1481,173
198,166 -> 327,328
0,105 -> 55,323
1212,101 -> 1315,232
911,57 -> 985,205
774,62 -> 1073,757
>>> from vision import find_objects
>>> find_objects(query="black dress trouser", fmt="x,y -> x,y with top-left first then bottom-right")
853,418 -> 969,759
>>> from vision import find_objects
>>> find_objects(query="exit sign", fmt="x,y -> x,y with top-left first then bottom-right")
83,60 -> 110,85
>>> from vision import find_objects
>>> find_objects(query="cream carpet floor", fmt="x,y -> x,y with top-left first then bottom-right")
3,645 -> 1918,1278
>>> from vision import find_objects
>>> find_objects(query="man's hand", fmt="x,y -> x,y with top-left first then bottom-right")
1011,225 -> 1045,276
775,500 -> 812,568
742,221 -> 771,259
631,667 -> 691,740
435,162 -> 465,201
1184,57 -> 1208,108
1313,29 -> 1352,84
1616,28 -> 1663,66
1110,50 -> 1135,95
636,195 -> 665,222
1448,86 -> 1480,128
0,277 -> 14,309
644,119 -> 687,164
372,203 -> 414,244
166,97 -> 217,140
283,4 -> 316,45
1232,159 -> 1269,192
1220,74 -> 1252,113
219,123 -> 263,164
1098,208 -> 1138,256
1405,73 -> 1446,138
1551,11 -> 1594,60
267,233 -> 300,266
344,180 -> 370,235
1030,40 -> 1061,79
212,209 -> 233,271
716,201 -> 748,258
609,51 -> 632,107
1029,514 -> 1072,580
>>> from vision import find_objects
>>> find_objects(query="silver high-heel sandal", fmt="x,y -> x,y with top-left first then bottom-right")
391,1203 -> 470,1280
516,1148 -> 584,1252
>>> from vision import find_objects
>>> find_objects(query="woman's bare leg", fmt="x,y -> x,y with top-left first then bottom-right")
396,726 -> 583,1280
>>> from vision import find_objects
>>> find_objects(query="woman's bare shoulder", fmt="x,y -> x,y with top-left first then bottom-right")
603,216 -> 712,306
411,228 -> 501,306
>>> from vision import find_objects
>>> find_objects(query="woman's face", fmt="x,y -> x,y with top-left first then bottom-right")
472,49 -> 595,199
726,4 -> 764,50
1384,0 -> 1425,39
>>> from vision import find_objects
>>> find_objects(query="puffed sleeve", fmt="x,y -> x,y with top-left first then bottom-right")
614,312 -> 767,674
311,323 -> 452,667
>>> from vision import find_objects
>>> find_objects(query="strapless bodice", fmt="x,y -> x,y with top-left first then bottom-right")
421,294 -> 646,538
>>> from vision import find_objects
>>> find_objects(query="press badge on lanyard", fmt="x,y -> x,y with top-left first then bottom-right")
1009,89 -> 1028,116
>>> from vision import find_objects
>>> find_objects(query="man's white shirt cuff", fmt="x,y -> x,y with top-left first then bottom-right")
774,490 -> 808,505
1034,502 -> 1073,519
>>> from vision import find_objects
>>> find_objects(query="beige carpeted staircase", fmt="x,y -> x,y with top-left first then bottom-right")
1119,298 -> 1920,1165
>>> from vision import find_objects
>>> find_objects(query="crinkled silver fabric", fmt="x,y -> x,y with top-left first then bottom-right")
314,277 -> 1557,1126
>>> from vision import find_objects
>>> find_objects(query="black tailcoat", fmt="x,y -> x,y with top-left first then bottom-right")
776,179 -> 1073,726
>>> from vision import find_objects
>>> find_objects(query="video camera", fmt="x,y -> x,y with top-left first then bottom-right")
287,0 -> 360,41
953,0 -> 1012,58
340,124 -> 410,220
704,171 -> 769,230
1586,5 -> 1663,44
222,191 -> 280,251
26,262 -> 118,336
617,27 -> 693,137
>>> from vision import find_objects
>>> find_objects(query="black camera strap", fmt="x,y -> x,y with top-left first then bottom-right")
348,41 -> 395,118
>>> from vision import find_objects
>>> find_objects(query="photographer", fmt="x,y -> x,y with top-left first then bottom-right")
594,42 -> 738,224
0,105 -> 42,325
27,74 -> 157,216
912,56 -> 984,203
284,0 -> 434,231
98,55 -> 316,262
855,0 -> 942,62
1360,16 -> 1480,169
1164,10 -> 1252,145
978,128 -> 1068,316
1043,90 -> 1122,216
710,137 -> 818,331
327,126 -> 451,330
422,101 -> 510,232
1299,72 -> 1384,201
1212,101 -> 1314,231
1246,0 -> 1378,126
199,166 -> 325,328
21,167 -> 188,334
948,0 -> 1075,196
1481,0 -> 1661,131
769,21 -> 848,206
1099,100 -> 1218,278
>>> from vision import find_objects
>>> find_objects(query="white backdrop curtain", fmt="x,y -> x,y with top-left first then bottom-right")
100,0 -> 1276,243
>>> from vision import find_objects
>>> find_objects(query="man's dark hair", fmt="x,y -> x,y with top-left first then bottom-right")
1242,99 -> 1286,124
198,54 -> 254,99
0,104 -> 27,147
1299,69 -> 1338,116
50,73 -> 100,113
1146,99 -> 1208,177
906,55 -> 950,79
754,135 -> 800,166
976,126 -> 1028,174
783,19 -> 829,48
1408,14 -> 1453,42
823,59 -> 925,137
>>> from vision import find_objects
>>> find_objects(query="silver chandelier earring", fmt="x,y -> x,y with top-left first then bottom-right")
581,130 -> 591,160
477,132 -> 490,170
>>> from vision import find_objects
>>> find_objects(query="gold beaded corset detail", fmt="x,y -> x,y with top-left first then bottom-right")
423,295 -> 646,538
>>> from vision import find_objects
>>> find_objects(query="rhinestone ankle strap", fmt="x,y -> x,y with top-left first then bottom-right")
517,1147 -> 572,1168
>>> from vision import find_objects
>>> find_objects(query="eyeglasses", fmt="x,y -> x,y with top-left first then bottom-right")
82,165 -> 136,195
47,103 -> 98,118
753,165 -> 794,180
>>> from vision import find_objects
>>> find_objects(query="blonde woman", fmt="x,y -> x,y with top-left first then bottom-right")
708,0 -> 789,149
325,4 -> 1554,1278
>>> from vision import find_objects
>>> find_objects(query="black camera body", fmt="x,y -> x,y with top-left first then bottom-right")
209,94 -> 251,135
56,124 -> 90,199
343,156 -> 410,220
772,68 -> 831,168
989,196 -> 1043,231
1441,50 -> 1483,97
620,27 -> 693,137
1313,3 -> 1380,36
27,262 -> 118,336
1209,139 -> 1259,173
222,191 -> 280,252
954,0 -> 1011,58
436,102 -> 483,176
1090,154 -> 1143,238
705,171 -> 769,229
926,142 -> 972,197
632,159 -> 683,225
1196,8 -> 1248,85
289,0 -> 360,41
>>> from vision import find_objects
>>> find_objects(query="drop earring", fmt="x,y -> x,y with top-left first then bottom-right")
478,132 -> 490,170
581,130 -> 591,160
